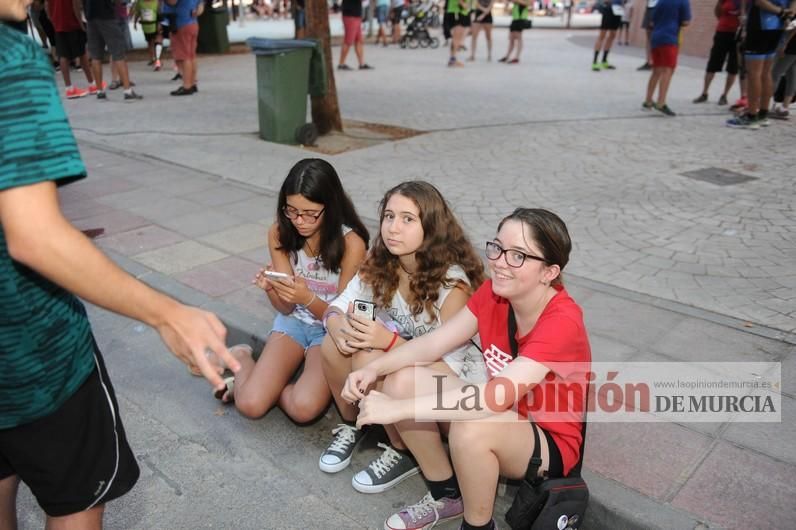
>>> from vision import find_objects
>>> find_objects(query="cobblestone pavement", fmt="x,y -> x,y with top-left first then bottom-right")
65,28 -> 795,334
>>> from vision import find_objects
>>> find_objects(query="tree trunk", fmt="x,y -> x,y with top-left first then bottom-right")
306,0 -> 343,134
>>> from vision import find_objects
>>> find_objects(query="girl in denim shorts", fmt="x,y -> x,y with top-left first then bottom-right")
214,159 -> 369,426
318,181 -> 488,496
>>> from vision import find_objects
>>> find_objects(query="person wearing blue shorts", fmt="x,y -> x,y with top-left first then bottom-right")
727,0 -> 795,128
213,159 -> 370,428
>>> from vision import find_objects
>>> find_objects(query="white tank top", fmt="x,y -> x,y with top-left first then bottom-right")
290,226 -> 353,326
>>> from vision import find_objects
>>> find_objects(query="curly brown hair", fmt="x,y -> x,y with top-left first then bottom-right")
359,181 -> 486,321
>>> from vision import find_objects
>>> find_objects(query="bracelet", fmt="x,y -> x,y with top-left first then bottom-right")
322,308 -> 344,331
303,293 -> 317,307
384,331 -> 399,352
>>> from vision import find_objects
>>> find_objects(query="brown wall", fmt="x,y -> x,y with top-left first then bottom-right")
628,0 -> 720,58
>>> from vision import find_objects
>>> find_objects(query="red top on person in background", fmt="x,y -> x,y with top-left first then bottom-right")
50,0 -> 82,32
467,280 -> 591,477
716,0 -> 741,32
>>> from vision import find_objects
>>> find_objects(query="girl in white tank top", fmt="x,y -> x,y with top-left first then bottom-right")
214,159 -> 369,427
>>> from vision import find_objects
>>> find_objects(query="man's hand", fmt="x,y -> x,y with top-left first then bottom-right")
154,301 -> 240,391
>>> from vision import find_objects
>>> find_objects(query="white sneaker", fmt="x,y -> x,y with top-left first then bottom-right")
318,424 -> 364,473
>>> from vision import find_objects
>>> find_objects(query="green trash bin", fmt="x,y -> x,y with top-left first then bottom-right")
197,7 -> 230,54
248,39 -> 327,145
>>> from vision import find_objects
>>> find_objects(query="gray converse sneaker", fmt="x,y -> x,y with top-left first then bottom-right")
319,424 -> 364,473
384,492 -> 463,530
352,443 -> 420,493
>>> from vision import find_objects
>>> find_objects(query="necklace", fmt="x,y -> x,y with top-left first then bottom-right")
398,260 -> 415,276
304,238 -> 321,271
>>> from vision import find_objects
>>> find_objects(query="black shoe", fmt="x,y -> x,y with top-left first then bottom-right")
498,56 -> 508,63
358,63 -> 373,70
124,90 -> 143,101
171,72 -> 182,81
170,86 -> 193,96
636,62 -> 652,71
337,64 -> 352,70
96,91 -> 107,100
190,85 -> 198,93
693,94 -> 708,104
655,103 -> 676,117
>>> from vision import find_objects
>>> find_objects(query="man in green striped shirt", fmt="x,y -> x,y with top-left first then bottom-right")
0,2 -> 240,528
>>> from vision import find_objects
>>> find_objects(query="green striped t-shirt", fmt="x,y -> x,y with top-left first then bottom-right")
0,25 -> 94,429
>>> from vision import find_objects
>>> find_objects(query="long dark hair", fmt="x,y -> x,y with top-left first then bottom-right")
276,158 -> 369,272
359,181 -> 485,318
497,208 -> 571,286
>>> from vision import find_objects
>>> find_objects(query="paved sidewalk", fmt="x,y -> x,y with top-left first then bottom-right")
15,28 -> 795,530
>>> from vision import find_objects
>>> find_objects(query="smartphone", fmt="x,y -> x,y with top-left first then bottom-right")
264,270 -> 293,283
352,299 -> 376,321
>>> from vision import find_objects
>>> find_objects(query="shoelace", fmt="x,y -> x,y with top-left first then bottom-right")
327,424 -> 358,453
404,492 -> 441,524
368,443 -> 401,478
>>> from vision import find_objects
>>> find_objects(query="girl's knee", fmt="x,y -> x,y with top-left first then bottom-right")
283,388 -> 328,423
382,366 -> 416,398
234,390 -> 270,419
448,420 -> 489,454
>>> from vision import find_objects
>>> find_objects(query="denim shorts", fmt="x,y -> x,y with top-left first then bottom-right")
271,313 -> 326,350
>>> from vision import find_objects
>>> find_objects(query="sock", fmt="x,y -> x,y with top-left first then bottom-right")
593,50 -> 599,63
602,50 -> 609,62
461,519 -> 495,530
65,85 -> 72,91
155,43 -> 163,60
124,88 -> 133,95
394,446 -> 417,463
428,475 -> 460,500
88,81 -> 96,88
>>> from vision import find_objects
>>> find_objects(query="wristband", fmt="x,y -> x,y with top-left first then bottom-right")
322,308 -> 344,331
304,293 -> 317,307
384,331 -> 399,352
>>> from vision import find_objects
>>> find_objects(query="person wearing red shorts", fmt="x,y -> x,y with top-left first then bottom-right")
339,0 -> 373,70
166,0 -> 202,95
643,0 -> 692,116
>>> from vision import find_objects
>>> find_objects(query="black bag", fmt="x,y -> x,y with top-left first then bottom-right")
504,308 -> 589,530
505,424 -> 589,530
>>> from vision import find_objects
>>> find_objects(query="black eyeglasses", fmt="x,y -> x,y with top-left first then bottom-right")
485,241 -> 546,268
282,206 -> 325,222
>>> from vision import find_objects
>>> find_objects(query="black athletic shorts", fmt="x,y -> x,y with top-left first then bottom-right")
707,31 -> 739,74
745,28 -> 783,58
472,9 -> 493,24
526,424 -> 565,479
601,12 -> 622,31
0,341 -> 140,517
55,30 -> 87,60
447,11 -> 471,28
510,19 -> 529,32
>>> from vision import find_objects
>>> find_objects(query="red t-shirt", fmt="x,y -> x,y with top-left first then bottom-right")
50,0 -> 82,32
716,0 -> 740,32
466,280 -> 591,476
